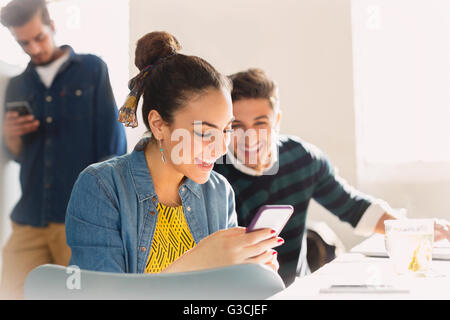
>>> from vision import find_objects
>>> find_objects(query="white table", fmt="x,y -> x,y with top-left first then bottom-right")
270,235 -> 450,300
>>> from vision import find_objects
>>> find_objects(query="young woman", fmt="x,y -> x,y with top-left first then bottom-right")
65,32 -> 283,274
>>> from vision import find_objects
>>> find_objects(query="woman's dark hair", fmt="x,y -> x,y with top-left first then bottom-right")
0,0 -> 51,28
229,68 -> 279,110
135,31 -> 232,131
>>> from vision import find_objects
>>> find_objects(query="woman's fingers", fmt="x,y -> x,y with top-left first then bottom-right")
246,249 -> 279,269
243,235 -> 284,258
241,228 -> 277,246
265,251 -> 280,273
226,227 -> 285,264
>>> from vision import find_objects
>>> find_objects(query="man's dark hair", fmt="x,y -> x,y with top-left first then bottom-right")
229,68 -> 280,110
0,0 -> 51,28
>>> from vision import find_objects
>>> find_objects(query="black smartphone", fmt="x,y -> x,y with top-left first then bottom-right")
6,101 -> 33,116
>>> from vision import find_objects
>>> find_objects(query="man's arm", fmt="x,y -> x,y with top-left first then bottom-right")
310,147 -> 405,237
353,199 -> 407,236
311,153 -> 374,230
312,156 -> 449,240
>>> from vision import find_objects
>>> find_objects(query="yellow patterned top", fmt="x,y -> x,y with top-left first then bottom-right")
145,203 -> 196,273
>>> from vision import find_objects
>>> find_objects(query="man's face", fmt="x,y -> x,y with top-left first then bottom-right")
10,12 -> 56,66
231,98 -> 281,171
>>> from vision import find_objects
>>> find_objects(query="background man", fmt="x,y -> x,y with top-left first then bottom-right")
0,0 -> 126,299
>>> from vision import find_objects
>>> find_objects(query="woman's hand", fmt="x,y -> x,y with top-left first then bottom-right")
264,249 -> 280,273
162,227 -> 283,273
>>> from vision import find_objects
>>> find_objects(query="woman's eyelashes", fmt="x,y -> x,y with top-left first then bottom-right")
231,122 -> 242,130
194,128 -> 233,138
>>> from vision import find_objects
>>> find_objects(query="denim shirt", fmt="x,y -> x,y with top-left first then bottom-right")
65,139 -> 238,273
2,45 -> 127,227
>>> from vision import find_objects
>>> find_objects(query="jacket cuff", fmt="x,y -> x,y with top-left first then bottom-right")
354,200 -> 407,237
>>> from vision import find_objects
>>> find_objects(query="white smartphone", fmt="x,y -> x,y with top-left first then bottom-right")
246,205 -> 294,236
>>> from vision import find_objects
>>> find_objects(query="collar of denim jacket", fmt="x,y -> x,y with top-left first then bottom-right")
129,139 -> 201,202
25,44 -> 82,73
60,45 -> 82,63
181,176 -> 201,199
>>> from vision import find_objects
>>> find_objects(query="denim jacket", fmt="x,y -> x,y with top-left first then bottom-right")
2,45 -> 127,227
65,139 -> 238,273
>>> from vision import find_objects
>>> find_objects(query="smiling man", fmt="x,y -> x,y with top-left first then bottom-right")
215,69 -> 450,286
213,68 -> 413,287
0,0 -> 126,299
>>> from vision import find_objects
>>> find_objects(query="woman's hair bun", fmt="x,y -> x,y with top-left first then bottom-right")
134,31 -> 182,71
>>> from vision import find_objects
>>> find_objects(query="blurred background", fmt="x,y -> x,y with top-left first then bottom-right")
1,0 -> 450,254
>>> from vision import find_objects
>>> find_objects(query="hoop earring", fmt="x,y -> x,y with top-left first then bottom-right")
158,139 -> 166,163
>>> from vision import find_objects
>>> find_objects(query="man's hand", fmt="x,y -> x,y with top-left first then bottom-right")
434,219 -> 450,242
3,111 -> 39,157
374,212 -> 398,234
376,213 -> 449,242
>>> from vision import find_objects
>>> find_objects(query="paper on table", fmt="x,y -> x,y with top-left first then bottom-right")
319,284 -> 409,294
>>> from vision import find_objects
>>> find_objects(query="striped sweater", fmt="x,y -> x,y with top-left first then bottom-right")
214,135 -> 372,287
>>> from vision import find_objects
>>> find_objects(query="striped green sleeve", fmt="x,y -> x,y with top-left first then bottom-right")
309,145 -> 372,227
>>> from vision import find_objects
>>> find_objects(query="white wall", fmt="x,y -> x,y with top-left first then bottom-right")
129,0 -> 366,249
351,0 -> 450,223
